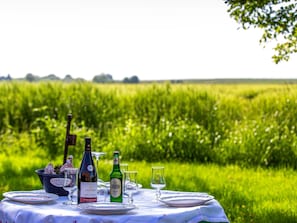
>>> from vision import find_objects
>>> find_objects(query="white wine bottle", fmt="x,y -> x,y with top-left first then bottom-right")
77,137 -> 97,203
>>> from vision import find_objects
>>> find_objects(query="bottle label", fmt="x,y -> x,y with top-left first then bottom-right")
79,182 -> 97,203
110,178 -> 122,198
87,165 -> 94,172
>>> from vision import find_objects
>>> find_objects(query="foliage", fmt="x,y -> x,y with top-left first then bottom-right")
123,75 -> 140,83
1,82 -> 297,169
92,73 -> 113,83
225,0 -> 297,63
2,82 -> 297,222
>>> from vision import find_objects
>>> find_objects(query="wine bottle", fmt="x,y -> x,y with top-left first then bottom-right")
110,151 -> 123,202
77,137 -> 97,204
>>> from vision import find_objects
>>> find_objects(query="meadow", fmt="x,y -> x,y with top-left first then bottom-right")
1,81 -> 297,222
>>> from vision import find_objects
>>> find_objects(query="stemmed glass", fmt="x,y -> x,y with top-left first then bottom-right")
150,166 -> 166,202
120,163 -> 128,173
63,167 -> 78,205
91,151 -> 106,185
92,151 -> 107,201
124,170 -> 138,204
120,163 -> 128,197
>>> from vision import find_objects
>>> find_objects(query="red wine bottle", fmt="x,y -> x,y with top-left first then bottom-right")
77,137 -> 97,203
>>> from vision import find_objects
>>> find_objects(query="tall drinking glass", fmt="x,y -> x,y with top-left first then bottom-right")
120,163 -> 128,197
124,170 -> 138,204
92,151 -> 106,201
91,151 -> 106,185
63,167 -> 78,205
120,163 -> 128,172
150,166 -> 166,202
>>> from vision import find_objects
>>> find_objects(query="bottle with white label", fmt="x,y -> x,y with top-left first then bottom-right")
110,151 -> 123,202
77,137 -> 97,204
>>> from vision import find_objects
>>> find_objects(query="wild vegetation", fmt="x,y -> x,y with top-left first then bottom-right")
1,81 -> 297,222
1,82 -> 297,168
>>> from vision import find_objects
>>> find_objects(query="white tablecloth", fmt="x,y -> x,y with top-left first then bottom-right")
0,189 -> 229,223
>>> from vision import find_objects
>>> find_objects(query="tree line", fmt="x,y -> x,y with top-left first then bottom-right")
0,73 -> 140,83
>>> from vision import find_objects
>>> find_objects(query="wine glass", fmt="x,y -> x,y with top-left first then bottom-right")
120,163 -> 128,173
124,170 -> 138,204
120,163 -> 128,197
91,151 -> 106,185
151,166 -> 166,202
92,151 -> 107,201
63,167 -> 78,205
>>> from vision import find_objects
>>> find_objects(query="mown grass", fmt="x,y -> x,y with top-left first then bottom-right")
1,153 -> 297,223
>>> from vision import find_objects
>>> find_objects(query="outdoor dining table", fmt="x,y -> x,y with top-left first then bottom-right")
0,188 -> 229,223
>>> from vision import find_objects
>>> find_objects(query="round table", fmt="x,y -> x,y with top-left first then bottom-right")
0,189 -> 229,223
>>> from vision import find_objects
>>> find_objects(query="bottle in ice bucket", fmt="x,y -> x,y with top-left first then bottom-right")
110,151 -> 123,202
77,137 -> 97,204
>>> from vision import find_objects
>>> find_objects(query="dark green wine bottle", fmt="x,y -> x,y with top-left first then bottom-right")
110,151 -> 123,202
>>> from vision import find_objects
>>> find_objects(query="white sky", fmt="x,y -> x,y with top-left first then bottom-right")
0,0 -> 296,81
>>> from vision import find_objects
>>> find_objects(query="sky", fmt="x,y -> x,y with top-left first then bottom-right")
0,0 -> 296,81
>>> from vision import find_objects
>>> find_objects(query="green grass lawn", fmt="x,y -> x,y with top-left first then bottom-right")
1,155 -> 297,223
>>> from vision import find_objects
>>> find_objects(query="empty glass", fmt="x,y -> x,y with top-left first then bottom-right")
92,151 -> 107,201
120,163 -> 128,197
63,167 -> 78,205
124,170 -> 138,204
91,151 -> 106,185
120,163 -> 128,172
150,166 -> 166,202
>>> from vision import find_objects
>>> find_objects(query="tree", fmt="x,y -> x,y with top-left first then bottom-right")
45,74 -> 60,80
224,0 -> 297,63
92,73 -> 113,83
123,75 -> 140,83
63,74 -> 73,82
25,73 -> 37,82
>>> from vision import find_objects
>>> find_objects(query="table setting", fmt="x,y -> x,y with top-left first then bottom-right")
1,163 -> 229,223
0,115 -> 229,222
0,188 -> 229,223
1,161 -> 229,223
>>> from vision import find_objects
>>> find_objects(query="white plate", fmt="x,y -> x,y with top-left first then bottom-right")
3,191 -> 59,204
78,202 -> 136,215
159,194 -> 214,207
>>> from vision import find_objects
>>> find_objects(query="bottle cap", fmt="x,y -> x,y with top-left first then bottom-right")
85,137 -> 91,144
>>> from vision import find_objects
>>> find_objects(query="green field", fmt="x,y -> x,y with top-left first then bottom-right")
1,81 -> 297,222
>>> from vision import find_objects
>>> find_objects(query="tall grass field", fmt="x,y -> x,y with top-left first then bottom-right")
1,81 -> 297,222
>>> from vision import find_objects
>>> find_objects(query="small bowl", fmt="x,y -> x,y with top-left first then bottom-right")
35,169 -> 68,196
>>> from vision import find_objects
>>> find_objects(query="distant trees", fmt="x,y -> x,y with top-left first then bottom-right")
63,74 -> 73,82
123,75 -> 140,83
25,73 -> 38,82
25,73 -> 61,82
0,74 -> 12,81
92,73 -> 113,83
92,73 -> 140,83
2,72 -> 141,83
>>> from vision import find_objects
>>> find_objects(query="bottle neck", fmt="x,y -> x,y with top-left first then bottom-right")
84,137 -> 92,152
85,144 -> 91,152
113,154 -> 120,170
